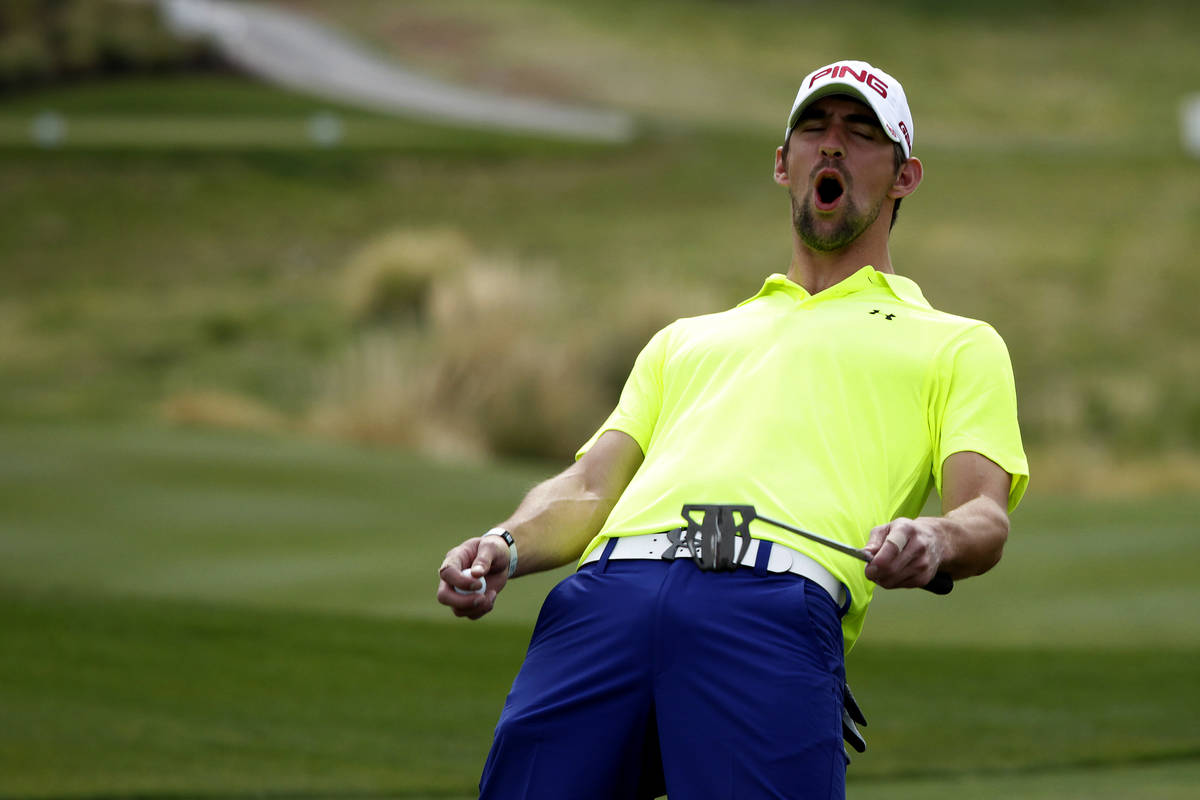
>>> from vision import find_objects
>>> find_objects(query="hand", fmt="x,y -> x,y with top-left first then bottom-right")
862,517 -> 945,590
436,536 -> 512,620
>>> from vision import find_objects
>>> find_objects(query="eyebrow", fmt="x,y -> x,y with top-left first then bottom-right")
796,107 -> 883,130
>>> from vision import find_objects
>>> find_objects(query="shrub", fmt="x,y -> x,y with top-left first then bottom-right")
0,29 -> 54,84
314,231 -> 728,462
314,255 -> 600,461
0,0 -> 217,90
340,229 -> 475,327
160,389 -> 288,433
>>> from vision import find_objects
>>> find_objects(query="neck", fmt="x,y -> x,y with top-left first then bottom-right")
785,218 -> 894,294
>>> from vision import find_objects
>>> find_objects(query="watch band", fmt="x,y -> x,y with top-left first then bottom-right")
483,527 -> 517,578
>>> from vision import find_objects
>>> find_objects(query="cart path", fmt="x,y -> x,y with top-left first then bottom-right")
159,0 -> 636,143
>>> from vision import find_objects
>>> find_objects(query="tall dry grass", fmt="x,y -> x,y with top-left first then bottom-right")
160,224 -> 1200,494
307,227 -> 722,461
160,389 -> 288,433
340,228 -> 475,326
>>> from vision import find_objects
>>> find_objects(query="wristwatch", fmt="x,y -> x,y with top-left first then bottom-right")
483,527 -> 518,578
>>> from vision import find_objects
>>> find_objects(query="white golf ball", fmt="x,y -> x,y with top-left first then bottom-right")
452,568 -> 486,595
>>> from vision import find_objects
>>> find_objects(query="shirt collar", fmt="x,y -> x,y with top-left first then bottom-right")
739,266 -> 931,308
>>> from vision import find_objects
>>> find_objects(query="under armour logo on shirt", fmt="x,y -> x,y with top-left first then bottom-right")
869,309 -> 896,320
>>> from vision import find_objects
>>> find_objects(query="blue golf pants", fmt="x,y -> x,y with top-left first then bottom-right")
479,540 -> 848,799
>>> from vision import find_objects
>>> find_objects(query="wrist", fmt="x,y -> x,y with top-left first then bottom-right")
920,513 -> 971,577
482,527 -> 518,578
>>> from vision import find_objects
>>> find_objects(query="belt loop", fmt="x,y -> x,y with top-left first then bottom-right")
596,538 -> 618,573
752,539 -> 772,577
837,582 -> 852,617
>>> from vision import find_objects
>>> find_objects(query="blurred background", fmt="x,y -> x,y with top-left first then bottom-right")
1,1 -> 1198,798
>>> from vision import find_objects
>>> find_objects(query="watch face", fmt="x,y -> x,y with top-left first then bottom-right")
486,527 -> 513,545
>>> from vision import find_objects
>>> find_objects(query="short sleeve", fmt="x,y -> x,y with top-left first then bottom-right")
930,324 -> 1030,511
575,324 -> 672,460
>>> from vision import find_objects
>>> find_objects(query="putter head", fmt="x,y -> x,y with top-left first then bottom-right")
679,504 -> 757,571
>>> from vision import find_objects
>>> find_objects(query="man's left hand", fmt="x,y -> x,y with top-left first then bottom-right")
862,516 -> 945,589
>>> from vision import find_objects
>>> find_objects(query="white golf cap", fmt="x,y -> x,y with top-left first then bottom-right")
784,60 -> 914,159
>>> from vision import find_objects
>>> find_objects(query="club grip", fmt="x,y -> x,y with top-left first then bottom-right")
923,571 -> 954,595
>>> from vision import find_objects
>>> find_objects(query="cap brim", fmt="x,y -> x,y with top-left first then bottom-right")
785,82 -> 904,152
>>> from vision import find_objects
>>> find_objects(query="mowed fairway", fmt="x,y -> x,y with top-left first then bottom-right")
3,0 -> 1199,796
0,424 -> 1197,798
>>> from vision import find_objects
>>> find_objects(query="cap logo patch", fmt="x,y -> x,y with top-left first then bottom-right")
898,120 -> 911,150
809,65 -> 889,99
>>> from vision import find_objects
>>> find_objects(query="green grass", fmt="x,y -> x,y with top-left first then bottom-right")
0,588 -> 525,797
0,72 -> 619,132
0,75 -> 619,154
0,423 -> 572,622
4,119 -> 1198,453
0,75 -> 401,117
2,588 -> 1198,798
3,423 -> 1198,643
2,1 -> 1200,456
3,2 -> 1200,792
0,424 -> 1198,798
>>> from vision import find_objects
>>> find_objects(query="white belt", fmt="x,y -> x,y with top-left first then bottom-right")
580,532 -> 847,608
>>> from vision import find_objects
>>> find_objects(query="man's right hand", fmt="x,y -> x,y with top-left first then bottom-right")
434,431 -> 645,621
436,535 -> 511,620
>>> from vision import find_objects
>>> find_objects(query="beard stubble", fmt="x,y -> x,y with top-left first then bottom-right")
791,184 -> 885,253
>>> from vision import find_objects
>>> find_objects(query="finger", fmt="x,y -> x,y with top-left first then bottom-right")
437,581 -> 485,613
457,585 -> 499,620
460,587 -> 494,618
873,541 -> 937,590
459,570 -> 511,619
458,600 -> 489,620
439,565 -> 483,593
884,528 -> 909,554
876,559 -> 922,589
866,520 -> 917,584
880,520 -> 917,561
437,550 -> 485,607
470,546 -> 496,577
450,569 -> 487,599
863,527 -> 897,581
439,541 -> 485,589
862,523 -> 890,557
437,564 -> 481,595
472,537 -> 511,578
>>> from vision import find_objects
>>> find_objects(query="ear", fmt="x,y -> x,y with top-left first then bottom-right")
773,145 -> 790,186
889,156 -> 923,200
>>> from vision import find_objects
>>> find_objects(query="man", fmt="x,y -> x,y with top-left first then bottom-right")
437,59 -> 1028,799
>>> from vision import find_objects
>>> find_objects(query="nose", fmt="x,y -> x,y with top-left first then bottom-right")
819,123 -> 847,159
819,139 -> 845,159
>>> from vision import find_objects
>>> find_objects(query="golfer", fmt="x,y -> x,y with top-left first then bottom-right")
437,59 -> 1028,799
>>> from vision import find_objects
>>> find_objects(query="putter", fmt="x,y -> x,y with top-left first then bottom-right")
683,504 -> 953,595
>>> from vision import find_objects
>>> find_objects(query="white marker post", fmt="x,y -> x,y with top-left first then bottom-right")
1182,94 -> 1200,159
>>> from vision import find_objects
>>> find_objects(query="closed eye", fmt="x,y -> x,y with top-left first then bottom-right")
848,123 -> 883,140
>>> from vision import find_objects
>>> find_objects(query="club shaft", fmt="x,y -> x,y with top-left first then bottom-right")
755,513 -> 871,562
755,511 -> 954,595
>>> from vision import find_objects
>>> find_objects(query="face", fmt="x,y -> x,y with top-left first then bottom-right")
776,95 -> 904,252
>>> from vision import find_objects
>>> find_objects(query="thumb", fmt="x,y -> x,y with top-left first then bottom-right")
471,537 -> 503,576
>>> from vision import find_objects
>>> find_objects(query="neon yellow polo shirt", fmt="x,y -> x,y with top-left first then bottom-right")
576,266 -> 1028,652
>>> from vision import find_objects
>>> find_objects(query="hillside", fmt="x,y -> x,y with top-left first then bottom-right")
2,0 -> 1199,489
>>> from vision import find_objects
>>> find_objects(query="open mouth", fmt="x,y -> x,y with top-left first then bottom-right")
813,169 -> 845,211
